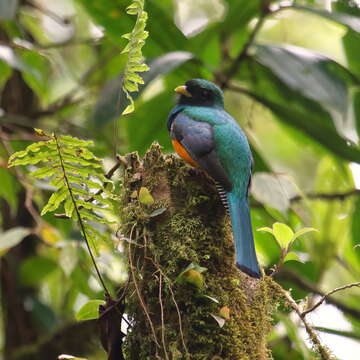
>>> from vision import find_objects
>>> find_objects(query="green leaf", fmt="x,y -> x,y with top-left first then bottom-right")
238,61 -> 360,163
0,168 -> 19,212
176,262 -> 207,288
64,198 -> 75,218
0,60 -> 12,86
257,227 -> 273,234
352,197 -> 360,259
41,187 -> 69,215
31,166 -> 59,179
292,227 -> 318,242
59,135 -> 94,148
19,49 -> 51,100
294,4 -> 360,33
75,299 -> 105,321
0,45 -> 26,71
19,256 -> 58,286
273,222 -> 294,249
254,44 -> 357,135
181,269 -> 204,289
284,251 -> 301,263
0,227 -> 30,255
138,187 -> 154,205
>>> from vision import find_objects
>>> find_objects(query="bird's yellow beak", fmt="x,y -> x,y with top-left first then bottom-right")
175,85 -> 192,97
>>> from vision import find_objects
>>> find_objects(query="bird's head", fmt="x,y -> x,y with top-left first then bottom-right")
175,79 -> 224,109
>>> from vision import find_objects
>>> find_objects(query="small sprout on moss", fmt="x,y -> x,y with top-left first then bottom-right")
176,262 -> 207,289
130,190 -> 138,198
58,355 -> 88,360
230,278 -> 240,287
202,295 -> 219,303
219,306 -> 230,320
138,187 -> 154,205
149,207 -> 167,217
182,269 -> 204,289
210,314 -> 226,328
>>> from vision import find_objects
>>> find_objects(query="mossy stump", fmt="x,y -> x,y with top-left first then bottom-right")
121,143 -> 279,360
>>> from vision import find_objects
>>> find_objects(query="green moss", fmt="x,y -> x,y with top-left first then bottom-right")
120,143 -> 281,360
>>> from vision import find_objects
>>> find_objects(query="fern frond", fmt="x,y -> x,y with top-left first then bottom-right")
121,0 -> 149,115
8,130 -> 115,257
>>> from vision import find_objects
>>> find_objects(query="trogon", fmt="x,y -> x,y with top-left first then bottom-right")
167,78 -> 261,278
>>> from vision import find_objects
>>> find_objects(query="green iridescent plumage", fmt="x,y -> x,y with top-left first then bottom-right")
168,79 -> 260,278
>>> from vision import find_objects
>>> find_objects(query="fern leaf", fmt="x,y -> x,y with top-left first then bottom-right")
8,129 -> 116,256
63,163 -> 108,182
59,135 -> 94,147
31,165 -> 59,179
41,186 -> 68,215
121,0 -> 149,115
8,129 -> 117,294
64,198 -> 75,218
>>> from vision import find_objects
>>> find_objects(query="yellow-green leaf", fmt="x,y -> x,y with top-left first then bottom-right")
181,269 -> 204,289
273,222 -> 294,249
293,227 -> 318,241
284,251 -> 302,263
138,187 -> 154,205
219,306 -> 230,320
75,299 -> 105,321
257,227 -> 273,234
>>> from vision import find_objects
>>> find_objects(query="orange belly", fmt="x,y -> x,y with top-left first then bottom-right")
172,139 -> 198,167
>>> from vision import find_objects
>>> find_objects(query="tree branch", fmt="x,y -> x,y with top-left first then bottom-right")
280,288 -> 334,360
218,4 -> 269,89
278,270 -> 360,320
302,282 -> 360,317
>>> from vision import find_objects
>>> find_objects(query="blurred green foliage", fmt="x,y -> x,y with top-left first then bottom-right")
1,0 -> 360,359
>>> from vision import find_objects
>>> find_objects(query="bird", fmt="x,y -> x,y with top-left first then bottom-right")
167,78 -> 260,278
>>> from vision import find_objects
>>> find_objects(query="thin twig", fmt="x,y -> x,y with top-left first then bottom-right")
54,134 -> 111,297
158,273 -> 170,360
128,225 -> 160,348
302,282 -> 360,317
281,289 -> 333,360
146,255 -> 189,355
167,279 -> 189,355
278,270 -> 360,320
291,190 -> 360,202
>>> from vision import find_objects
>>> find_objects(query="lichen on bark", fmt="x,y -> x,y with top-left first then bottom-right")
120,143 -> 281,360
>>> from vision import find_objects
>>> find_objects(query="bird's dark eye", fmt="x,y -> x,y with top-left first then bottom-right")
201,89 -> 211,98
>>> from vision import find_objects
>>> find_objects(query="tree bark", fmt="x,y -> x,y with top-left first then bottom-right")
121,143 -> 281,360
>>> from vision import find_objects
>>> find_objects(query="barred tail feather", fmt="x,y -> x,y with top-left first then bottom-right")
228,192 -> 260,278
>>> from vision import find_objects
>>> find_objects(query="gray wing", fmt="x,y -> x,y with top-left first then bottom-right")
171,112 -> 232,192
